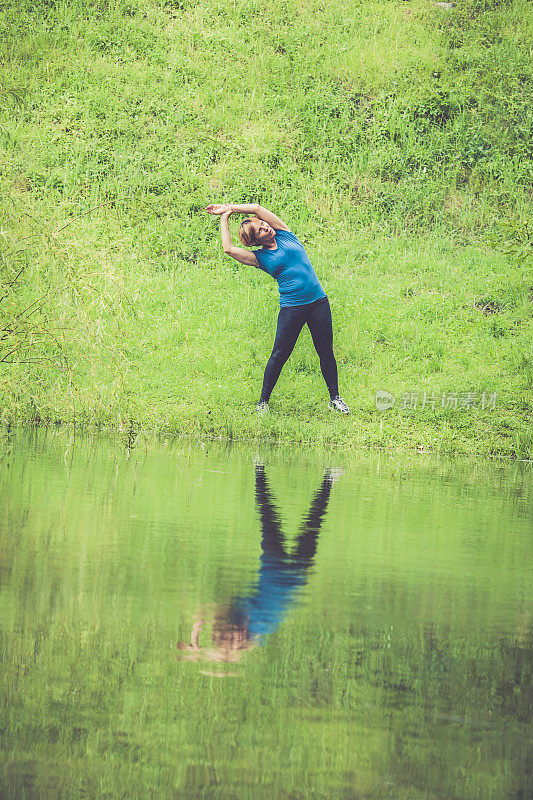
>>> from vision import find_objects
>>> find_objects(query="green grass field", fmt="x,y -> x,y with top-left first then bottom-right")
0,0 -> 531,458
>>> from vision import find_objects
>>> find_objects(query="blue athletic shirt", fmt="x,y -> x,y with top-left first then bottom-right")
228,561 -> 309,640
254,229 -> 326,308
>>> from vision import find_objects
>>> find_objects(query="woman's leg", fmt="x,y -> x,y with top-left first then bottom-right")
305,297 -> 339,400
293,473 -> 332,566
260,307 -> 305,402
254,464 -> 287,560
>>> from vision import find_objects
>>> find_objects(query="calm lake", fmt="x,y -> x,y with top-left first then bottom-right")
0,428 -> 531,800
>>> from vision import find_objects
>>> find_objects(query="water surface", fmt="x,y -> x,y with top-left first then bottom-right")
0,429 -> 531,799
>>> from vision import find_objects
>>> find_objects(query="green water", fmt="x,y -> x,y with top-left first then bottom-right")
0,429 -> 531,800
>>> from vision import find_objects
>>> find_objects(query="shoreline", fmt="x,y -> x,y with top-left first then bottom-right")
2,409 -> 531,463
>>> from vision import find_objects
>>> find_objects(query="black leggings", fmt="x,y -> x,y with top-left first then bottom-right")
260,296 -> 339,402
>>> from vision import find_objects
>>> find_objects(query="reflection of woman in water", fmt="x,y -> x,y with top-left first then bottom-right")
177,464 -> 340,663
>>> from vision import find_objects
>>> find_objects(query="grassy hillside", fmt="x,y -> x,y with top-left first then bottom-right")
0,0 -> 532,457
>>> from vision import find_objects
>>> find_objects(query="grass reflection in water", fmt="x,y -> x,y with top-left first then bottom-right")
0,430 -> 530,800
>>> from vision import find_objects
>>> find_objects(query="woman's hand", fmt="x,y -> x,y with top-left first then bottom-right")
205,203 -> 232,215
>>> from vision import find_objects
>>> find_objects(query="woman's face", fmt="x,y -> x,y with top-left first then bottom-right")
251,218 -> 276,245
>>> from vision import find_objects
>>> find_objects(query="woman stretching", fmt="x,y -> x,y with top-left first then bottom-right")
205,202 -> 350,414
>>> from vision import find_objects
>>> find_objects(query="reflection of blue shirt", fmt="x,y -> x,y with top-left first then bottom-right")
230,559 -> 308,640
254,229 -> 326,308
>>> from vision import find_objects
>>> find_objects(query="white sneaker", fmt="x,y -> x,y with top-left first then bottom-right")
324,467 -> 344,483
256,401 -> 269,414
329,396 -> 350,414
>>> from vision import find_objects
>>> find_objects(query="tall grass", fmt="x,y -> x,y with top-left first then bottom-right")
0,0 -> 531,457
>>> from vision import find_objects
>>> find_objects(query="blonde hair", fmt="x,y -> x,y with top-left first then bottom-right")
238,217 -> 261,247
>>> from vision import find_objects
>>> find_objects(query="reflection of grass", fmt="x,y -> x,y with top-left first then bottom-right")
0,433 -> 531,799
0,0 -> 532,458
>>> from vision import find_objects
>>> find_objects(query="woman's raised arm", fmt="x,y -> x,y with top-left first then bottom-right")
219,211 -> 259,267
206,203 -> 290,231
253,205 -> 290,231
